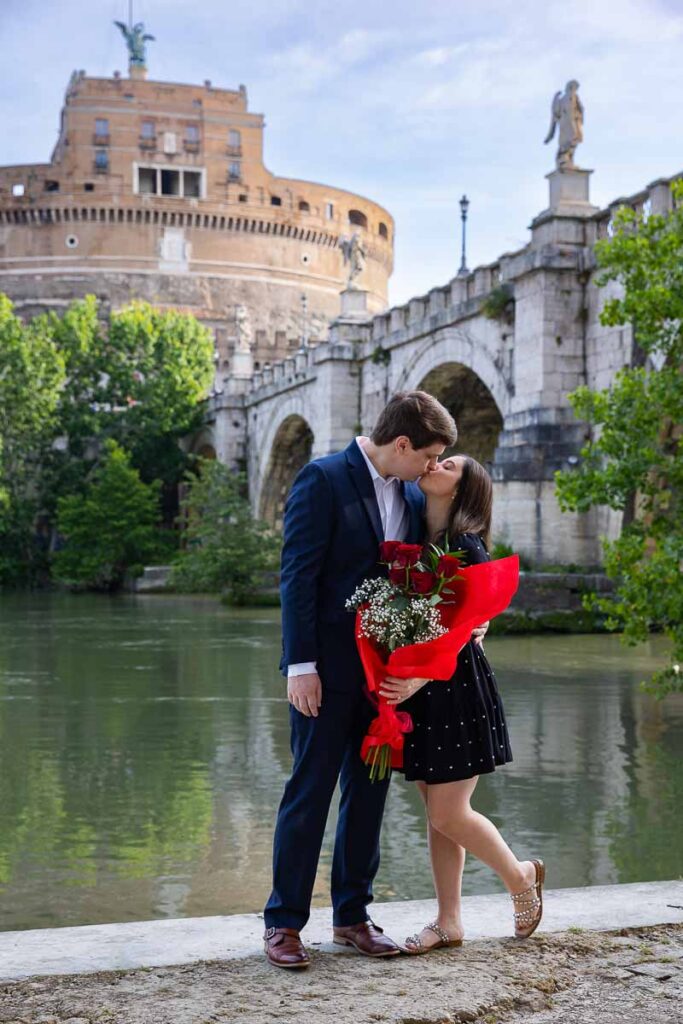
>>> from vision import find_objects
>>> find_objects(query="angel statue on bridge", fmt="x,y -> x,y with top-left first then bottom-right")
544,80 -> 584,171
339,232 -> 366,290
114,21 -> 155,67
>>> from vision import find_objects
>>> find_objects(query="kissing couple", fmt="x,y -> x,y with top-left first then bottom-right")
263,391 -> 544,968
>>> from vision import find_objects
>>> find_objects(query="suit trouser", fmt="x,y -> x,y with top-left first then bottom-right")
264,686 -> 390,930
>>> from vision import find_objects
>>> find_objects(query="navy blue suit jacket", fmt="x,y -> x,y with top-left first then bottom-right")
279,440 -> 426,691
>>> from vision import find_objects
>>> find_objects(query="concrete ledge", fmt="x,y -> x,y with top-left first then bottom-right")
0,880 -> 681,983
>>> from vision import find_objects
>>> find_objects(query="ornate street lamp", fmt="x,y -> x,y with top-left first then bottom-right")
458,194 -> 470,276
300,293 -> 309,350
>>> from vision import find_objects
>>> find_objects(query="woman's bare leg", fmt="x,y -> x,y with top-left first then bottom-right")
426,777 -> 536,896
411,781 -> 465,947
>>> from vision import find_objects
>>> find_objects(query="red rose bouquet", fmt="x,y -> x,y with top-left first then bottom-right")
346,541 -> 519,780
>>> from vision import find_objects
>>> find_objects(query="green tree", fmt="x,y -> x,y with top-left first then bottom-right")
40,297 -> 215,524
0,295 -> 65,584
170,459 -> 281,604
52,439 -> 169,590
556,180 -> 683,697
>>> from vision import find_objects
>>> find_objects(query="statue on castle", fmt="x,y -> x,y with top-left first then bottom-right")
234,305 -> 253,354
544,80 -> 584,171
339,232 -> 366,290
114,20 -> 155,67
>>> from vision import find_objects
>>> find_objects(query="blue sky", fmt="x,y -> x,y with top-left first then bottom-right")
2,0 -> 683,305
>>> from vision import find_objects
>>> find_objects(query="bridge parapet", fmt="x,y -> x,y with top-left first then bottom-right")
243,339 -> 356,407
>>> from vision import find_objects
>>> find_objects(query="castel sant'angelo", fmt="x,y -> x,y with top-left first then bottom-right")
0,21 -> 393,379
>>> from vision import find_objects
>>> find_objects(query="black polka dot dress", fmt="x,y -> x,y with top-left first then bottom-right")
400,533 -> 513,784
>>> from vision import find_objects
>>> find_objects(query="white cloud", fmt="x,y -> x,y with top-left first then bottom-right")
413,46 -> 463,67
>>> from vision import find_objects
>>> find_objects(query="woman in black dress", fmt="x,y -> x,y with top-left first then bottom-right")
380,455 -> 544,953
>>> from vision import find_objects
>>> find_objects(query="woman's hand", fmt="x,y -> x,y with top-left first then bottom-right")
472,620 -> 489,647
379,675 -> 430,705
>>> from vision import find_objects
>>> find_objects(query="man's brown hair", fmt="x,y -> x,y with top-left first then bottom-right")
370,391 -> 457,449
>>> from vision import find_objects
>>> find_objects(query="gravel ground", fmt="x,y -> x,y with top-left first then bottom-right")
1,924 -> 681,1024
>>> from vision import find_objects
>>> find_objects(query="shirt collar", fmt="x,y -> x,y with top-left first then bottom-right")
355,436 -> 400,486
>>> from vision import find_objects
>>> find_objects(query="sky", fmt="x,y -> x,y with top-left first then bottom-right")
2,0 -> 683,306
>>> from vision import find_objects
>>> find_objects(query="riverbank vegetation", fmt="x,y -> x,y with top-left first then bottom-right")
169,459 -> 281,605
556,179 -> 683,697
0,294 -> 280,602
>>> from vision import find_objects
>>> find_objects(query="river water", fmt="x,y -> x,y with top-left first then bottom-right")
0,592 -> 680,932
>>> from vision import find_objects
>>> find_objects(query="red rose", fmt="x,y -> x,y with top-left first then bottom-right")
379,540 -> 402,562
409,569 -> 438,594
393,543 -> 423,567
437,554 -> 461,578
389,566 -> 406,585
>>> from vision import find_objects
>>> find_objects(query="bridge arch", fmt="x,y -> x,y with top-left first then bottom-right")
258,411 -> 314,528
185,429 -> 217,462
417,362 -> 503,464
390,326 -> 508,465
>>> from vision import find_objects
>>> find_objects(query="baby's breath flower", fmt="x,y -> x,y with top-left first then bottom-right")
346,576 -> 447,652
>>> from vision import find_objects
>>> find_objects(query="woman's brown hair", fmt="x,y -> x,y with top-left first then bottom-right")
438,456 -> 493,550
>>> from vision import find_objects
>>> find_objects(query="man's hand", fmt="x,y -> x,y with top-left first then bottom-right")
379,675 -> 430,705
288,673 -> 322,717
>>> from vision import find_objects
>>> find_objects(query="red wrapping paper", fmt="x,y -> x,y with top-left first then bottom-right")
356,555 -> 520,769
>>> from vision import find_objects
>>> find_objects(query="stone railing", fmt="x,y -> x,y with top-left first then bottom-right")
218,171 -> 682,404
593,173 -> 678,240
242,338 -> 363,405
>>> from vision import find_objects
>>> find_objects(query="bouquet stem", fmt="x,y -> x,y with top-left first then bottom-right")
365,742 -> 392,782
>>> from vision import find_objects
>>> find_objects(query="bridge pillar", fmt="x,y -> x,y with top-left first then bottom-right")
491,170 -> 600,564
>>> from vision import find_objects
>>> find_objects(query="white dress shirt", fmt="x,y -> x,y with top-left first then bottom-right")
354,436 -> 409,543
288,437 -> 409,678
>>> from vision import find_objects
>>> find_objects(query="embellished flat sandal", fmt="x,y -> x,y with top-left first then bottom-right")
402,921 -> 463,956
511,858 -> 545,939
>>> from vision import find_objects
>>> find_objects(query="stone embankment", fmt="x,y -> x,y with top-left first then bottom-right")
1,925 -> 681,1024
1,882 -> 681,1024
132,567 -> 616,632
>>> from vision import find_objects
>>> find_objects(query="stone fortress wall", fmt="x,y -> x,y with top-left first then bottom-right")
0,68 -> 393,380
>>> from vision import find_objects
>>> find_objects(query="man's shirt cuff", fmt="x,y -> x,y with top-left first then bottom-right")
287,662 -> 317,677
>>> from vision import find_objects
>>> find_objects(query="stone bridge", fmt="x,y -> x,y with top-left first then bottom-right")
197,171 -> 677,566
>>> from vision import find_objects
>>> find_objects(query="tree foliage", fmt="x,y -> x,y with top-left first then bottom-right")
556,180 -> 683,697
40,297 -> 215,515
0,295 -> 216,584
0,295 -> 66,583
170,459 -> 281,604
52,440 -> 169,590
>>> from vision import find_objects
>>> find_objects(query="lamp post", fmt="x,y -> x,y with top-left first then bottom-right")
300,293 -> 309,350
458,194 -> 470,276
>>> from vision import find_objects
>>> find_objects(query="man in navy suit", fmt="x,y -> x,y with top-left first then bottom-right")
264,391 -> 457,968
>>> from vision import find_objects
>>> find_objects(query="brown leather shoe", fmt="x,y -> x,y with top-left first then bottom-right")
264,926 -> 310,969
333,919 -> 400,957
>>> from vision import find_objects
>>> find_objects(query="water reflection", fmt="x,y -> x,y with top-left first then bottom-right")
0,593 -> 679,932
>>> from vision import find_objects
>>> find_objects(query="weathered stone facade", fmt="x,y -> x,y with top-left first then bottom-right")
0,69 -> 394,379
204,171 -> 678,567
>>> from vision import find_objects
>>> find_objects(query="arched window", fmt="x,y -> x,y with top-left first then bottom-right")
298,200 -> 310,212
348,209 -> 368,228
378,222 -> 389,239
